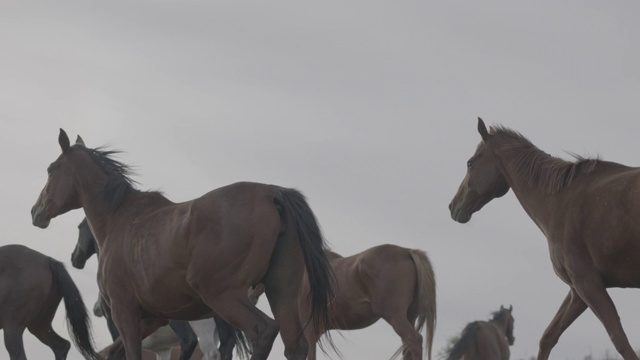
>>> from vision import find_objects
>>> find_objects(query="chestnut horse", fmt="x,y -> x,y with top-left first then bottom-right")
449,118 -> 640,359
31,130 -> 335,360
446,305 -> 514,360
300,244 -> 436,360
0,244 -> 98,360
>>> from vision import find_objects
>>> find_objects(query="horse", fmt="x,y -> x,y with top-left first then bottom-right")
0,244 -> 99,360
449,118 -> 640,359
72,217 -> 232,360
31,130 -> 335,360
299,244 -> 436,360
446,305 -> 514,360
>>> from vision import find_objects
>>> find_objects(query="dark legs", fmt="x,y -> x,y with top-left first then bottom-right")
28,322 -> 71,360
3,326 -> 27,360
168,320 -> 199,360
203,289 -> 279,360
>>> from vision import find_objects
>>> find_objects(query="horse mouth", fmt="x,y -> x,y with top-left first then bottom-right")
31,207 -> 51,229
71,257 -> 86,269
450,205 -> 472,223
32,216 -> 51,229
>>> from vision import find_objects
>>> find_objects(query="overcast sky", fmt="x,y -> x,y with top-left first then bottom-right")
2,1 -> 640,359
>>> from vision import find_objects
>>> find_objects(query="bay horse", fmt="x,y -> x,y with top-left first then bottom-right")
449,118 -> 640,359
446,305 -> 514,360
72,217 -> 251,360
0,244 -> 98,360
31,130 -> 335,360
299,244 -> 436,360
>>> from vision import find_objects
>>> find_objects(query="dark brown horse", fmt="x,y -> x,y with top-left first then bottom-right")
72,217 -> 251,360
446,305 -> 514,360
31,130 -> 335,360
299,244 -> 436,360
0,244 -> 98,360
449,118 -> 640,359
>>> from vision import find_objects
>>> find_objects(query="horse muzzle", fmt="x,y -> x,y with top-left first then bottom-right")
449,201 -> 472,223
31,205 -> 51,229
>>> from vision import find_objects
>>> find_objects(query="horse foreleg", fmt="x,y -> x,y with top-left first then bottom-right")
111,306 -> 166,360
169,320 -> 199,360
3,326 -> 27,360
537,288 -> 587,360
572,279 -> 639,360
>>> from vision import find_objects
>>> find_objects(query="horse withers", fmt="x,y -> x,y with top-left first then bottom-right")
0,244 -> 98,360
446,305 -> 514,360
31,130 -> 335,360
449,118 -> 640,359
299,244 -> 436,360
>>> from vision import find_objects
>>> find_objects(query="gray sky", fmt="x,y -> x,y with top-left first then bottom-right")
1,1 -> 640,359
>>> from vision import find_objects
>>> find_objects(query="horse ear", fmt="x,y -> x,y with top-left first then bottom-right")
509,305 -> 513,311
59,129 -> 70,153
500,305 -> 504,310
478,117 -> 490,142
75,135 -> 85,146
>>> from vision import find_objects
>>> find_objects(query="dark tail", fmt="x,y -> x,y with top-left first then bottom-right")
446,321 -> 480,360
49,259 -> 100,360
277,189 -> 336,341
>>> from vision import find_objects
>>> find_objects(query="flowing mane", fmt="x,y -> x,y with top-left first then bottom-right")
77,145 -> 144,212
491,126 -> 598,194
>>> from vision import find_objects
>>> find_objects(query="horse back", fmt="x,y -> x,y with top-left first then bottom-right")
321,244 -> 418,330
100,182 -> 283,317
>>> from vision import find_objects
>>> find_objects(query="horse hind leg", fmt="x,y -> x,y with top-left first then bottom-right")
572,278 -> 639,360
199,288 -> 279,360
3,326 -> 27,360
28,322 -> 71,360
381,314 -> 423,360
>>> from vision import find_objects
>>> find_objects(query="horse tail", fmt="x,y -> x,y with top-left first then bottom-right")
49,258 -> 101,360
276,188 -> 336,342
446,321 -> 480,360
409,249 -> 436,360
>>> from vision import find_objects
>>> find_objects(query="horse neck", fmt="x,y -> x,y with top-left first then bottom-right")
492,140 -> 560,233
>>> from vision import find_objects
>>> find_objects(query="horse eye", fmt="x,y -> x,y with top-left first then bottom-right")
466,160 -> 474,169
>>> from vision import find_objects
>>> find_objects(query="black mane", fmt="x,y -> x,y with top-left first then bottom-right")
79,146 -> 139,212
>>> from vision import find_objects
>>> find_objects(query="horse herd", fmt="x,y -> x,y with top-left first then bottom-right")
1,118 -> 638,360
